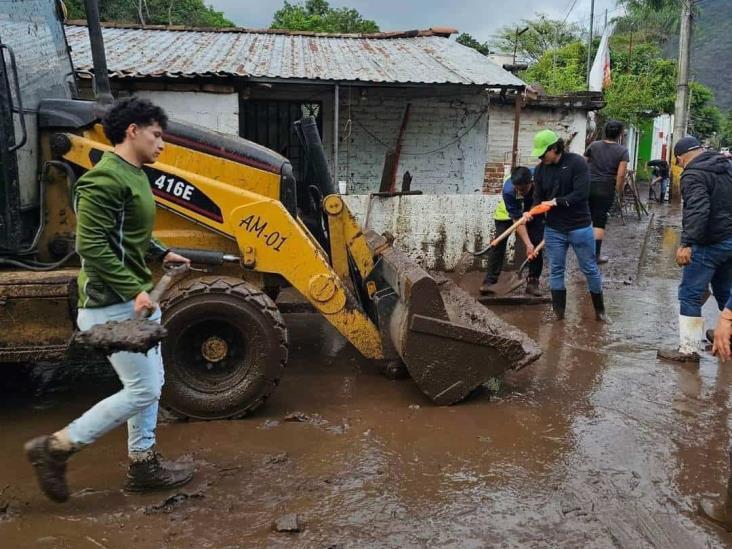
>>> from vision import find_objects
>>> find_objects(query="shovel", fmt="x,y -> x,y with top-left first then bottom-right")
481,240 -> 545,296
70,263 -> 192,355
454,203 -> 553,278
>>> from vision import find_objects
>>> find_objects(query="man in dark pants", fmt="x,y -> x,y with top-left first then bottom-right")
527,130 -> 607,322
481,166 -> 544,296
647,158 -> 670,203
658,136 -> 732,363
584,120 -> 629,264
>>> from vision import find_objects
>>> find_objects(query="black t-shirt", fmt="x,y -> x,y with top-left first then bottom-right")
534,152 -> 592,233
585,141 -> 629,195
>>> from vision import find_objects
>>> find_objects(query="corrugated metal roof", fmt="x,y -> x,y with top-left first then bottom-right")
64,23 -> 525,87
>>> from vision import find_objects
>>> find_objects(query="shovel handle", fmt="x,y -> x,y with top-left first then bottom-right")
518,240 -> 545,274
490,218 -> 525,248
137,263 -> 191,319
468,218 -> 525,257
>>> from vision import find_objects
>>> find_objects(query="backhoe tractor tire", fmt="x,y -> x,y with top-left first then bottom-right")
159,276 -> 288,420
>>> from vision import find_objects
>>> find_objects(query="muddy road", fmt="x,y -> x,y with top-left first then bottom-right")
2,205 -> 732,548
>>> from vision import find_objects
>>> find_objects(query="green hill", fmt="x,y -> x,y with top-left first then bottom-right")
691,0 -> 732,110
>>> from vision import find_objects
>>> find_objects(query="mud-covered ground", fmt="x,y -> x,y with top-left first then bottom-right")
2,202 -> 732,548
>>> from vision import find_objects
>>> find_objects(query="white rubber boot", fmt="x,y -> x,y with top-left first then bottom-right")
657,315 -> 703,363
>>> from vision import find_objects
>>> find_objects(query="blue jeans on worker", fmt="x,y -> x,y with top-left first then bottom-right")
678,237 -> 732,317
544,225 -> 603,293
67,300 -> 164,453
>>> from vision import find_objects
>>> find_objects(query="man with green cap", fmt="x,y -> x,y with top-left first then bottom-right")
524,129 -> 607,321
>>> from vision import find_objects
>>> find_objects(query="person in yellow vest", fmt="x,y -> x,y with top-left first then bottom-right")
481,166 -> 544,296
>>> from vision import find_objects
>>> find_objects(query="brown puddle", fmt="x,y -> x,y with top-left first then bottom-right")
1,204 -> 731,547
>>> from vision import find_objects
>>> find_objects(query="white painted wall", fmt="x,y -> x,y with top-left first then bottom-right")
487,103 -> 588,166
343,193 -> 511,271
334,89 -> 490,195
134,90 -> 239,135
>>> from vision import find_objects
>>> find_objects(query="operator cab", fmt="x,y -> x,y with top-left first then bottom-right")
0,0 -> 76,253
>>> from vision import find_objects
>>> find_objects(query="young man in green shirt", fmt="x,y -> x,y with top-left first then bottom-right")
24,98 -> 194,503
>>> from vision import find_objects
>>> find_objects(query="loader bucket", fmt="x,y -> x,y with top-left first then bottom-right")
367,231 -> 541,405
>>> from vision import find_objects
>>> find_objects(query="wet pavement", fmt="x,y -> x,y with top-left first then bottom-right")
2,203 -> 732,548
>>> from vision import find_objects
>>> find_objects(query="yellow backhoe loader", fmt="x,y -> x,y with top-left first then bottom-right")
0,0 -> 541,419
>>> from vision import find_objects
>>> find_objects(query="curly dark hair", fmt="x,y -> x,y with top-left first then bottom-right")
102,97 -> 168,145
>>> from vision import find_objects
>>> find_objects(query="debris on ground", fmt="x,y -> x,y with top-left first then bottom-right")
263,453 -> 289,465
273,513 -> 301,533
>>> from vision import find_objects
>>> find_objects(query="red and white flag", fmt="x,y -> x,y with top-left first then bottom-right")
589,23 -> 615,92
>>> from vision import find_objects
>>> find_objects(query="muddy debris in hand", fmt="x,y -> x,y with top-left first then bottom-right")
72,319 -> 167,355
273,513 -> 301,533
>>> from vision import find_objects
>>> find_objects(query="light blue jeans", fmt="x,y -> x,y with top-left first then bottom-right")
544,225 -> 603,294
67,300 -> 164,453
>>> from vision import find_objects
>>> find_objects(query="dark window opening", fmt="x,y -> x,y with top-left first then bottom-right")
239,98 -> 323,183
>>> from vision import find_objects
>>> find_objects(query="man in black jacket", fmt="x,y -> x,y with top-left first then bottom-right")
658,136 -> 732,363
526,130 -> 607,321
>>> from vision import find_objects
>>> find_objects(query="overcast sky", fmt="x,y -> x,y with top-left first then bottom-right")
208,0 -> 622,43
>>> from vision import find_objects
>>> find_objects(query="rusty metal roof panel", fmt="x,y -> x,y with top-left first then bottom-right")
64,24 -> 525,87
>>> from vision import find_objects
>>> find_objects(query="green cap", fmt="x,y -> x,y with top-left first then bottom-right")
531,129 -> 560,158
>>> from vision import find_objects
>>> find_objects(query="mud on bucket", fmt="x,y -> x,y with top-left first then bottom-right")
367,231 -> 542,405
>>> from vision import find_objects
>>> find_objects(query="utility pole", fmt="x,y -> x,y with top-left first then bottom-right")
586,0 -> 595,88
673,0 -> 694,146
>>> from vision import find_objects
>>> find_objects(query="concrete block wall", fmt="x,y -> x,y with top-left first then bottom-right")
343,193 -> 513,271
335,89 -> 489,195
485,103 -> 588,190
134,90 -> 239,135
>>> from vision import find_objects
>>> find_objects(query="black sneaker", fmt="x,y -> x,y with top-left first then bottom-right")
125,448 -> 194,492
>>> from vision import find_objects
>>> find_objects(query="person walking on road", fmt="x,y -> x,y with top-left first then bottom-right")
24,98 -> 194,503
527,130 -> 607,322
481,166 -> 544,296
584,120 -> 629,264
657,136 -> 732,363
647,158 -> 670,203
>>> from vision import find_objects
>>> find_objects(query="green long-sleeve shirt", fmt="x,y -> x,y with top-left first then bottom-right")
75,151 -> 168,308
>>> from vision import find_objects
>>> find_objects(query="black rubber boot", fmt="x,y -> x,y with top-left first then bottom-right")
551,290 -> 566,320
525,277 -> 543,297
480,277 -> 498,295
24,435 -> 76,503
590,292 -> 610,323
125,447 -> 194,493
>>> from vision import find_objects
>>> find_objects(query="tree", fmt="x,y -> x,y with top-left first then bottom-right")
271,0 -> 379,33
64,0 -> 234,27
489,15 -> 581,64
688,81 -> 722,139
616,0 -> 683,45
720,112 -> 732,147
522,42 -> 588,95
456,33 -> 490,56
601,42 -> 677,124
